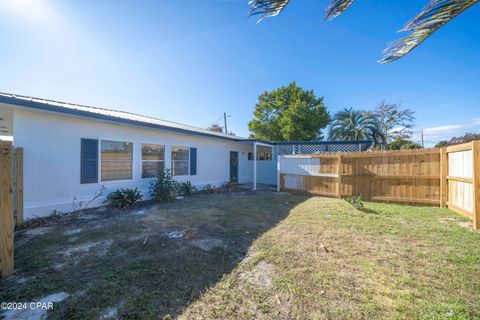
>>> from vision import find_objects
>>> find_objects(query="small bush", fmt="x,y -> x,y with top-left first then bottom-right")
150,168 -> 178,202
223,181 -> 237,190
202,184 -> 216,194
345,195 -> 364,209
105,188 -> 143,208
178,181 -> 197,196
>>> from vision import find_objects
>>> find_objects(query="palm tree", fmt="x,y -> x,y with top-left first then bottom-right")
328,108 -> 385,144
248,0 -> 478,63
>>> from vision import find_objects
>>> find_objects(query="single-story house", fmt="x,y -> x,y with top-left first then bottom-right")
0,93 -> 371,219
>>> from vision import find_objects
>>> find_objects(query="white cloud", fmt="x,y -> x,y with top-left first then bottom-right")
411,119 -> 480,147
0,0 -> 58,29
423,124 -> 463,134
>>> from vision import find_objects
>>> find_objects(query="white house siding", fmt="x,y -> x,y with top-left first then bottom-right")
247,160 -> 277,185
11,108 -> 251,219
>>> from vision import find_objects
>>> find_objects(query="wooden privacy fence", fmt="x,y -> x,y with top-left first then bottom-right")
444,142 -> 480,229
1,140 -> 23,278
279,141 -> 480,229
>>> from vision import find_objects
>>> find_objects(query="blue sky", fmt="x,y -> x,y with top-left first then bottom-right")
0,0 -> 479,146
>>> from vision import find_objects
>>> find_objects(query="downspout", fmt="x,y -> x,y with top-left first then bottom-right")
253,142 -> 257,191
276,146 -> 280,192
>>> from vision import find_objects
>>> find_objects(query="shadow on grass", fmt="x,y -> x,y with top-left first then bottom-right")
0,191 -> 304,319
358,207 -> 381,215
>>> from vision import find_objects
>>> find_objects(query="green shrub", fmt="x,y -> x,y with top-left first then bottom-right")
387,139 -> 422,150
345,195 -> 364,209
149,168 -> 178,202
202,184 -> 216,194
178,181 -> 197,196
105,188 -> 143,208
223,181 -> 237,190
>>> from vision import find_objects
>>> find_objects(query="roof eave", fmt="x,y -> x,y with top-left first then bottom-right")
0,95 -> 245,142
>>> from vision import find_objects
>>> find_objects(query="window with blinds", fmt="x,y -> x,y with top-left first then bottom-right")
101,140 -> 133,181
171,146 -> 189,176
142,144 -> 165,178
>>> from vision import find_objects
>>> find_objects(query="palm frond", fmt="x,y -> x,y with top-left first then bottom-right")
248,0 -> 290,22
325,0 -> 355,21
380,0 -> 479,63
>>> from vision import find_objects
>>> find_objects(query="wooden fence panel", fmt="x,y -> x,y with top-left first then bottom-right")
280,149 -> 442,205
279,143 -> 479,229
472,141 -> 480,229
0,141 -> 14,278
445,142 -> 478,228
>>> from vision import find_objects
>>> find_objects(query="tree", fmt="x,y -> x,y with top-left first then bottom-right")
248,0 -> 478,63
248,82 -> 330,141
445,132 -> 480,145
374,101 -> 415,143
328,108 -> 384,145
207,124 -> 223,133
387,138 -> 422,150
435,140 -> 449,148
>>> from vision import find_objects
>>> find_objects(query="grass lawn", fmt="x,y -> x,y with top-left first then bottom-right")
1,190 -> 479,319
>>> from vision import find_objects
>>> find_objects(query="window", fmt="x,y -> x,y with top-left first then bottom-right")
248,148 -> 272,161
258,152 -> 272,160
142,144 -> 165,178
81,138 -> 98,184
101,140 -> 133,181
171,146 -> 189,176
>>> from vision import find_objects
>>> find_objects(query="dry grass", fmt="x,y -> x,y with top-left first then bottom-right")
1,192 -> 479,319
181,197 -> 480,320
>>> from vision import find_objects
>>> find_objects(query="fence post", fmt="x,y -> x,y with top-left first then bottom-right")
0,141 -> 14,278
472,141 -> 480,230
276,156 -> 281,192
337,155 -> 342,198
15,148 -> 24,225
440,147 -> 448,208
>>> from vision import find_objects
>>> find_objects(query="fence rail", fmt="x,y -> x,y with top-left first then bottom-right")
279,142 -> 480,229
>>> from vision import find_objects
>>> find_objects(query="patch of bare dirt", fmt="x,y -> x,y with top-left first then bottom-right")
239,261 -> 275,290
23,226 -> 54,237
438,217 -> 474,230
63,228 -> 82,236
457,221 -> 473,229
190,238 -> 224,252
438,217 -> 457,224
62,240 -> 113,257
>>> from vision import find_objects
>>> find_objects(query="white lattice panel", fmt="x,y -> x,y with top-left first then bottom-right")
277,142 -> 369,155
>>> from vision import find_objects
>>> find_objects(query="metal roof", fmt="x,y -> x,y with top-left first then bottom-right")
0,92 -> 247,141
0,93 -> 374,147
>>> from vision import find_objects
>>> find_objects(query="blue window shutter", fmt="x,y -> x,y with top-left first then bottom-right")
190,147 -> 197,175
81,138 -> 98,184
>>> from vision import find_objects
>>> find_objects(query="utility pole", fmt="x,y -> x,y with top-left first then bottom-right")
223,112 -> 228,135
421,129 -> 424,148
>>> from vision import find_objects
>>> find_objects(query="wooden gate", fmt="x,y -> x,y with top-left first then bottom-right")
444,141 -> 480,229
1,140 -> 23,278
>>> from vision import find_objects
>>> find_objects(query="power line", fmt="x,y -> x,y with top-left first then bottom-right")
203,115 -> 224,129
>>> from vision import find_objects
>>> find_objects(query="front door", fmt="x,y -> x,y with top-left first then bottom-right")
229,151 -> 238,183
